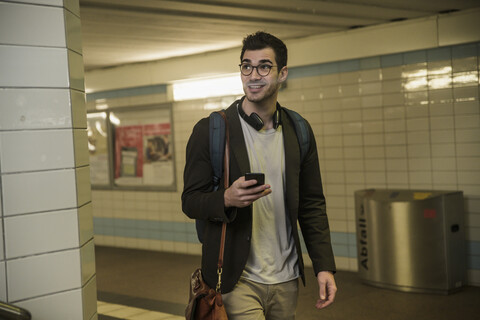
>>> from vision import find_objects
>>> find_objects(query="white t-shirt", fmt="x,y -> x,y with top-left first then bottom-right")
239,114 -> 299,284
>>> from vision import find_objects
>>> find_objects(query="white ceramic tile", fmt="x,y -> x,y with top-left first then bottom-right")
458,171 -> 480,185
6,0 -> 63,6
364,146 -> 385,159
408,144 -> 431,158
64,9 -> 82,54
382,66 -> 402,80
83,276 -> 97,320
15,288 -> 84,320
360,69 -> 381,82
382,79 -> 403,93
407,118 -> 429,131
7,248 -> 81,301
432,171 -> 458,185
76,166 -> 92,206
432,143 -> 455,157
68,50 -> 85,91
0,2 -> 65,47
362,107 -> 383,121
430,130 -> 455,143
406,105 -> 429,118
73,129 -> 89,167
79,203 -> 94,246
454,100 -> 479,115
80,239 -> 95,286
429,103 -> 454,116
0,88 -> 72,130
365,171 -> 386,184
432,157 -> 457,171
385,132 -> 407,145
361,95 -> 382,108
0,45 -> 69,87
384,119 -> 406,133
456,143 -> 480,157
365,159 -> 386,171
360,82 -> 382,95
340,71 -> 360,84
386,159 -> 408,171
2,169 -> 77,216
0,130 -> 75,173
0,219 -> 3,260
4,209 -> 79,259
384,106 -> 405,119
408,158 -> 432,171
0,262 -> 6,301
344,159 -> 364,171
455,114 -> 480,129
387,172 -> 409,184
341,84 -> 360,97
409,171 -> 432,185
71,90 -> 87,129
343,134 -> 363,147
457,157 -> 480,171
362,120 -> 384,133
407,131 -> 430,145
363,133 -> 384,146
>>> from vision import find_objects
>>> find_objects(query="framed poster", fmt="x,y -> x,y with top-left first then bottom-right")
87,103 -> 176,191
110,105 -> 176,190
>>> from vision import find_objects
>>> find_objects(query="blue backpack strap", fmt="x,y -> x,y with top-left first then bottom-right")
209,111 -> 227,191
196,110 -> 226,243
284,108 -> 310,163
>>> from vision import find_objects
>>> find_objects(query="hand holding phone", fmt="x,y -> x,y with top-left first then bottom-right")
245,172 -> 265,187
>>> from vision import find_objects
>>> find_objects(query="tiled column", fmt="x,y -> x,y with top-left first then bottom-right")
0,1 -> 96,319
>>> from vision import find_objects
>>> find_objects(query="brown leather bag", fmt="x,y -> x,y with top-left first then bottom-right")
185,111 -> 230,320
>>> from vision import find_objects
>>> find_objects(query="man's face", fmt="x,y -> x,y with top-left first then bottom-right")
240,48 -> 287,105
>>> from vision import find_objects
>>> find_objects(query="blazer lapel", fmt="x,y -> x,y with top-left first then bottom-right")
282,108 -> 301,219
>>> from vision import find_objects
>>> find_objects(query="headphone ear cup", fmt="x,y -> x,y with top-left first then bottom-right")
238,102 -> 264,131
249,113 -> 264,131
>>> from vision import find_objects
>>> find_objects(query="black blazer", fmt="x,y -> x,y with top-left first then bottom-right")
182,98 -> 336,293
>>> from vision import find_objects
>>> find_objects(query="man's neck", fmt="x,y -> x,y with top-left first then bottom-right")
242,96 -> 278,129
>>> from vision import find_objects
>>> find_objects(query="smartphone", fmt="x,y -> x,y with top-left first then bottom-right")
245,172 -> 265,187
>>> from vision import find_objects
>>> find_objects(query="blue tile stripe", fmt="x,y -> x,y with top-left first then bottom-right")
86,42 -> 479,101
93,217 -> 479,269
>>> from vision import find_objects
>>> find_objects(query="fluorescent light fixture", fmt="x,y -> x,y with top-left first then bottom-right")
173,74 -> 243,101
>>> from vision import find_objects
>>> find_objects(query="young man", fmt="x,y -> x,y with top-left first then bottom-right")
182,31 -> 337,320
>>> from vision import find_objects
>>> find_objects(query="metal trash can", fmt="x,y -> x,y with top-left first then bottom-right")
355,189 -> 466,294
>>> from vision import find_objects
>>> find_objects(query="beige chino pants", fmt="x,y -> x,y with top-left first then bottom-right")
222,277 -> 299,320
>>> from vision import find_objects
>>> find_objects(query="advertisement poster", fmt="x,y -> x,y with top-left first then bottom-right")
114,123 -> 174,187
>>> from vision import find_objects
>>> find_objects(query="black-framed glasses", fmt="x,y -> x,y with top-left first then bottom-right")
239,63 -> 277,76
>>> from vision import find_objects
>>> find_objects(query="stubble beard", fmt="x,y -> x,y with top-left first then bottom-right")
244,81 -> 279,104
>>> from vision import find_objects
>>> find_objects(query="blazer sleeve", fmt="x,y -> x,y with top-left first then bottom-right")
181,117 -> 236,222
297,120 -> 337,275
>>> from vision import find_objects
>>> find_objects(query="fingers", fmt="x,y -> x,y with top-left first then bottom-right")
224,177 -> 271,208
315,271 -> 337,310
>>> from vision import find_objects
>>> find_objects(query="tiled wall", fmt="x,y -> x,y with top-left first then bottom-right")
90,42 -> 480,286
0,1 -> 97,319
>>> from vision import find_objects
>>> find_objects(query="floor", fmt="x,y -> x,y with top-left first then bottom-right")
95,246 -> 480,320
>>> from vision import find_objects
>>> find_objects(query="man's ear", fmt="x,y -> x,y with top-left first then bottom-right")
278,66 -> 288,83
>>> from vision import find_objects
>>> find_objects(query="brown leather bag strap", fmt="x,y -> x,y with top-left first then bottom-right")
216,110 -> 229,292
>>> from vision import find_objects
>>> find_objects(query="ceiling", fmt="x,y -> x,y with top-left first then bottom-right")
79,0 -> 480,71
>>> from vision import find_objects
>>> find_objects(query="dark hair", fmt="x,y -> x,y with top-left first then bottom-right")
240,31 -> 288,70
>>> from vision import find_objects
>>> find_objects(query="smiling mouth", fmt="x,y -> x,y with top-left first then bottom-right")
248,83 -> 266,89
